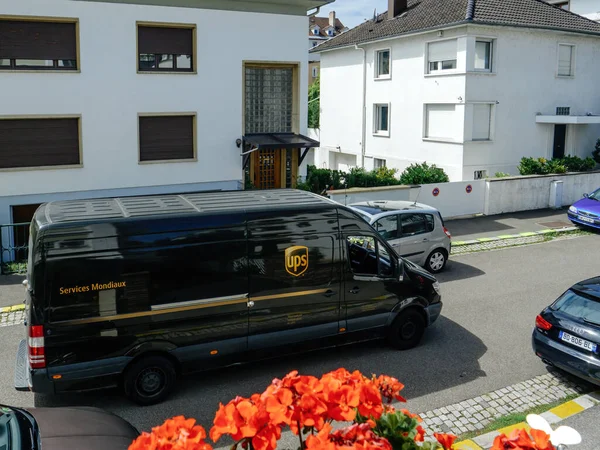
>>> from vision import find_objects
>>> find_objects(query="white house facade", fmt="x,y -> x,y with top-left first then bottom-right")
313,0 -> 600,181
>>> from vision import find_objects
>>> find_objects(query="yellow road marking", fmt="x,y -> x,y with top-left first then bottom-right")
453,439 -> 483,449
549,400 -> 584,419
497,422 -> 530,436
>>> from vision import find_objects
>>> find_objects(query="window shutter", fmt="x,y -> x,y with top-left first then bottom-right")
139,115 -> 194,162
558,44 -> 573,76
0,20 -> 76,60
426,105 -> 456,140
428,40 -> 456,62
472,104 -> 491,140
138,26 -> 193,55
0,118 -> 80,169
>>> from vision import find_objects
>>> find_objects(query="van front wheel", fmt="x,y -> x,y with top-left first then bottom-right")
387,310 -> 425,350
124,356 -> 176,406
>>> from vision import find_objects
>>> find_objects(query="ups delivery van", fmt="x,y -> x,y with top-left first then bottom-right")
15,189 -> 442,405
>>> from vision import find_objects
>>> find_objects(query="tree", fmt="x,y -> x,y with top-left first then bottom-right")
308,75 -> 320,129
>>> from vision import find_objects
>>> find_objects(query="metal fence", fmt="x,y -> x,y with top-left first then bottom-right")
0,223 -> 30,275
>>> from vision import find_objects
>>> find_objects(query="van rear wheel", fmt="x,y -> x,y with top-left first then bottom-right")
387,310 -> 425,350
123,356 -> 176,406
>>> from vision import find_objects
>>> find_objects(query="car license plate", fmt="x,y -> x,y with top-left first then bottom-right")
559,331 -> 597,352
578,215 -> 594,223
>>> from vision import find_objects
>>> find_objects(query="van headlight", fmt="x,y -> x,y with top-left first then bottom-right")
433,281 -> 441,295
569,206 -> 578,214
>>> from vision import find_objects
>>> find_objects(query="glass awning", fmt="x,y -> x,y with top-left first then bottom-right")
242,133 -> 320,151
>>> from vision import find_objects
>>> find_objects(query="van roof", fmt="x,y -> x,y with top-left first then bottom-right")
35,189 -> 336,226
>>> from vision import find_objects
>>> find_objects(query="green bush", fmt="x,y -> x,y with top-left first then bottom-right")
518,155 -> 595,175
399,162 -> 449,185
494,172 -> 511,178
592,138 -> 600,165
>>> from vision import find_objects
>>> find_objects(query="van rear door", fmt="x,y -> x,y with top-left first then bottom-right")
246,208 -> 342,350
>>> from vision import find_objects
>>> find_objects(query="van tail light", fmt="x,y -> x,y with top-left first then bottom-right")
535,315 -> 553,331
443,226 -> 452,239
28,325 -> 46,369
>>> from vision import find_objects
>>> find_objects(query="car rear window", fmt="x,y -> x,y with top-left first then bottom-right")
552,289 -> 600,325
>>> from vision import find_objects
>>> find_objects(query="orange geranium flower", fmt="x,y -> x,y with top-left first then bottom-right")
434,432 -> 457,450
400,409 -> 422,423
373,375 -> 406,404
305,423 -> 337,450
129,416 -> 212,450
357,382 -> 383,420
329,423 -> 392,450
491,428 -> 555,450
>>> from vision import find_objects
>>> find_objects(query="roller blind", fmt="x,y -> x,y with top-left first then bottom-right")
558,44 -> 573,76
472,104 -> 491,140
138,26 -> 193,55
425,104 -> 456,140
139,115 -> 194,162
0,20 -> 76,60
428,40 -> 457,62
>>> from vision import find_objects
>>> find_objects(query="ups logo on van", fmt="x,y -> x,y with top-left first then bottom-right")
285,246 -> 309,277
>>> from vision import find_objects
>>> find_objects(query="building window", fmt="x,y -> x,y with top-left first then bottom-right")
556,106 -> 570,116
139,115 -> 195,162
373,104 -> 390,136
0,18 -> 78,70
374,158 -> 386,169
137,24 -> 194,72
312,27 -> 319,35
557,44 -> 574,77
474,170 -> 487,180
474,40 -> 492,71
0,118 -> 81,169
472,104 -> 492,141
312,66 -> 319,78
424,104 -> 457,141
327,29 -> 334,36
312,41 -> 318,48
427,40 -> 457,73
375,49 -> 390,79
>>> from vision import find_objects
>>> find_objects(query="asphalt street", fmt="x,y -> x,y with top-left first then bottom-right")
558,402 -> 600,450
0,234 -> 598,449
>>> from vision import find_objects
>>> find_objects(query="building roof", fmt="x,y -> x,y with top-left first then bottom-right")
311,0 -> 600,53
309,15 -> 346,37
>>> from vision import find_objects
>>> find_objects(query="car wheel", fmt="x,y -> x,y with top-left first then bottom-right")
387,309 -> 425,350
425,249 -> 447,273
123,356 -> 176,406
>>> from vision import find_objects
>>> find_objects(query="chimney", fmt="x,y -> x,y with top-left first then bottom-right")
329,11 -> 336,27
388,0 -> 407,19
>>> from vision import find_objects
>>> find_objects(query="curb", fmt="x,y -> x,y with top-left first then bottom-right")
0,303 -> 25,314
452,226 -> 579,247
452,391 -> 600,449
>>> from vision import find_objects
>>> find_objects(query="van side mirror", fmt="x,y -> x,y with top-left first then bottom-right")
583,193 -> 589,198
397,258 -> 405,282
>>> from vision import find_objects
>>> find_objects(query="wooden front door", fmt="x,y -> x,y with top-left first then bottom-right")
253,149 -> 281,189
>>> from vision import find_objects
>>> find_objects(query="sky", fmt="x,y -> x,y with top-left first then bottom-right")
318,0 -> 390,29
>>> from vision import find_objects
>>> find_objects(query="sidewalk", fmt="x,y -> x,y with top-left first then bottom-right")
445,208 -> 573,242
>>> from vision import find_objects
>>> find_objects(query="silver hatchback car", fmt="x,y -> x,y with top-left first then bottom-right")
349,200 -> 452,273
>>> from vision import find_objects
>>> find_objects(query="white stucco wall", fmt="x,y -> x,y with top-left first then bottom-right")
463,25 -> 600,179
319,23 -> 600,182
0,0 -> 309,199
319,27 -> 468,181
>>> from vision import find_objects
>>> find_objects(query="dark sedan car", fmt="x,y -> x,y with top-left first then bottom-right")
567,187 -> 600,230
532,277 -> 600,386
0,403 -> 139,450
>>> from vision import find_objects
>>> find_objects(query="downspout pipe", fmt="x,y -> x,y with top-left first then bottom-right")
355,44 -> 367,168
308,6 -> 321,17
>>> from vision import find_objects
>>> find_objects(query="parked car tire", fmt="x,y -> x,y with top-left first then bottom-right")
425,248 -> 447,273
387,309 -> 425,350
123,355 -> 177,406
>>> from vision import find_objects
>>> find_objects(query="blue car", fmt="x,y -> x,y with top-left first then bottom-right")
567,187 -> 600,230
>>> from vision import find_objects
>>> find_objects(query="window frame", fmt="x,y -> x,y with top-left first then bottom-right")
0,115 -> 83,172
426,39 -> 458,74
557,43 -> 575,78
374,48 -> 391,80
474,39 -> 493,72
345,235 -> 396,279
137,112 -> 197,164
423,103 -> 459,142
373,103 -> 391,137
470,102 -> 494,142
399,213 -> 428,238
136,21 -> 197,74
373,158 -> 386,169
0,15 -> 80,73
374,214 -> 400,241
